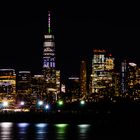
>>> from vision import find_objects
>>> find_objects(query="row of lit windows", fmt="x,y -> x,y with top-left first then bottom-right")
44,48 -> 54,52
43,58 -> 55,61
43,62 -> 55,68
43,53 -> 55,56
44,42 -> 54,47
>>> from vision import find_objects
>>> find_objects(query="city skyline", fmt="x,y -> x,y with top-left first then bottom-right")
0,2 -> 140,80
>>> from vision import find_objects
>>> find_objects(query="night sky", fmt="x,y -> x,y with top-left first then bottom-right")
0,1 -> 140,80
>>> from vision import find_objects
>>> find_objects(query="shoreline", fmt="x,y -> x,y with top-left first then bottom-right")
0,101 -> 140,124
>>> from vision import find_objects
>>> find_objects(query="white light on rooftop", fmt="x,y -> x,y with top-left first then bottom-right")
129,63 -> 137,67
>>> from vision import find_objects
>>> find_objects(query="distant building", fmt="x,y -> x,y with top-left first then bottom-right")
91,49 -> 114,96
113,72 -> 121,96
127,62 -> 137,91
0,69 -> 16,95
16,71 -> 31,94
91,49 -> 106,94
121,60 -> 128,94
136,68 -> 140,85
31,75 -> 45,104
66,76 -> 80,100
105,54 -> 114,70
121,60 -> 137,96
80,61 -> 87,98
56,70 -> 60,94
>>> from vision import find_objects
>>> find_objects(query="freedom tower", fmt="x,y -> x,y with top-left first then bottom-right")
43,11 -> 56,94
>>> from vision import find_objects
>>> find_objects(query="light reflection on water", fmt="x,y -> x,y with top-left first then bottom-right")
78,124 -> 91,140
0,122 -> 13,140
17,123 -> 30,139
0,122 -> 91,139
35,123 -> 48,139
54,124 -> 69,140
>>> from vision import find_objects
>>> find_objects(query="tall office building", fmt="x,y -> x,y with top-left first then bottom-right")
121,61 -> 137,96
80,61 -> 87,98
91,49 -> 106,94
91,49 -> 114,95
127,62 -> 137,90
43,11 -> 56,93
121,60 -> 128,94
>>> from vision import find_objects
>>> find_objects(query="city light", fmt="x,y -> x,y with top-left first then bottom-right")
58,100 -> 63,106
20,101 -> 25,106
80,100 -> 85,105
45,104 -> 50,110
0,9 -> 140,116
38,100 -> 44,106
2,101 -> 8,107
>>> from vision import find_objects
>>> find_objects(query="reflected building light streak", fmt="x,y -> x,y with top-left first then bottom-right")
35,123 -> 48,139
78,124 -> 91,139
18,123 -> 29,128
35,123 -> 48,128
55,124 -> 69,139
0,122 -> 13,140
17,122 -> 30,140
78,124 -> 90,128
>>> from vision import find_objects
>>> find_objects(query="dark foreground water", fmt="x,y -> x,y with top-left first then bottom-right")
0,122 -> 97,140
0,121 -> 139,140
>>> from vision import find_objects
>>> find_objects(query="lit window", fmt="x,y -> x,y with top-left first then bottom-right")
53,62 -> 55,67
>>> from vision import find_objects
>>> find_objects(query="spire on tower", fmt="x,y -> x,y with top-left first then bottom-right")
48,11 -> 51,34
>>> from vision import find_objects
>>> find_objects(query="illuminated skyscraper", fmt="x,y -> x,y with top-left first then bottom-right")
80,61 -> 87,98
121,60 -> 128,94
0,69 -> 16,107
43,11 -> 56,93
121,61 -> 137,95
91,49 -> 106,94
91,49 -> 114,95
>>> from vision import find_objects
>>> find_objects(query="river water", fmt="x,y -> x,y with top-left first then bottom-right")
0,122 -> 120,140
0,121 -> 138,139
0,122 -> 98,140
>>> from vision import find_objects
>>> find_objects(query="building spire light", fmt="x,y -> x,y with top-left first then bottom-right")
48,11 -> 51,34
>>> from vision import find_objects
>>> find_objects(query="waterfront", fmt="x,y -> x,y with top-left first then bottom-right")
0,122 -> 91,139
1,101 -> 140,139
0,120 -> 139,139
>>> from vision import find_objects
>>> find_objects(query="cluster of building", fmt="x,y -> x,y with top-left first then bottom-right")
0,11 -> 140,110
